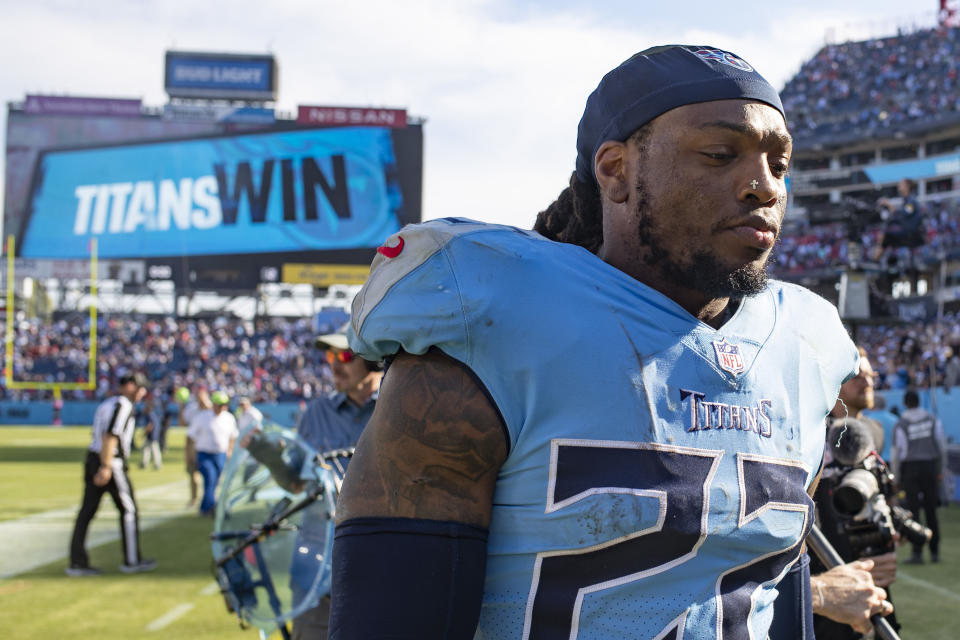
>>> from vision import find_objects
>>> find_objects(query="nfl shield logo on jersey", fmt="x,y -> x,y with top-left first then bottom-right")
712,338 -> 745,375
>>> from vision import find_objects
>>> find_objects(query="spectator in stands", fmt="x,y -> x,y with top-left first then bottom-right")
4,316 -> 336,405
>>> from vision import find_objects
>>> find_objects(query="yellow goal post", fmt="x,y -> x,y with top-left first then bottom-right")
4,235 -> 98,399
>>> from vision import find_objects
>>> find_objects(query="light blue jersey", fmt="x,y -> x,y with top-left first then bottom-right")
350,219 -> 858,640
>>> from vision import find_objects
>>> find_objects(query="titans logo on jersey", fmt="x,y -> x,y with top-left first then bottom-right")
349,219 -> 859,640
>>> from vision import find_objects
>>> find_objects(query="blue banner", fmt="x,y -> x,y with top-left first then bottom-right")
863,152 -> 960,183
22,127 -> 404,258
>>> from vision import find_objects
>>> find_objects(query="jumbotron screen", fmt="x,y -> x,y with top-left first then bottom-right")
22,127 -> 418,258
4,108 -> 253,245
5,112 -> 422,288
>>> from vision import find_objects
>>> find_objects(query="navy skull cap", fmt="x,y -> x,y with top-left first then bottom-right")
575,45 -> 785,184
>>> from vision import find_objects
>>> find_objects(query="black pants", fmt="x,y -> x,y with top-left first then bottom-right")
901,459 -> 941,555
69,451 -> 142,567
292,595 -> 331,640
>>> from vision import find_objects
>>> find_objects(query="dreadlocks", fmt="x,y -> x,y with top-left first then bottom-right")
533,171 -> 603,253
534,125 -> 652,253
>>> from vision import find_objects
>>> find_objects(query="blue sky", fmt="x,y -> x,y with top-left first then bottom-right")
0,0 -> 947,230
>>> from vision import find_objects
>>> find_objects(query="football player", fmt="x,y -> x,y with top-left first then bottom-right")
331,45 -> 866,639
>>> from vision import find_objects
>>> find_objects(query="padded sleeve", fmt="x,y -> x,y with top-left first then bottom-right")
349,221 -> 474,362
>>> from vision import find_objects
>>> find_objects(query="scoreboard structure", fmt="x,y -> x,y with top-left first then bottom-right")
3,59 -> 423,291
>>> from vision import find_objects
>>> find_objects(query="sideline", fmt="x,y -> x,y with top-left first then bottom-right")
145,603 -> 196,631
0,480 -> 191,579
145,582 -> 219,632
897,570 -> 960,603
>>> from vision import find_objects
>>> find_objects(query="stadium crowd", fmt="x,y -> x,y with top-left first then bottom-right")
857,314 -> 960,392
781,24 -> 960,142
8,26 -> 960,402
2,316 -> 336,402
7,302 -> 960,398
771,193 -> 960,274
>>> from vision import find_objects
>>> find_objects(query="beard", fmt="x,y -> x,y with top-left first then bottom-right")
634,178 -> 773,299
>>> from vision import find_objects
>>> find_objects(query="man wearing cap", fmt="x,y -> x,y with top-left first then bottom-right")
240,327 -> 382,640
330,45 -> 878,639
186,390 -> 239,516
67,372 -> 156,576
300,328 -> 383,454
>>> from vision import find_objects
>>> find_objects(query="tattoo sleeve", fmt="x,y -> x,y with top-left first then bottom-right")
336,348 -> 508,528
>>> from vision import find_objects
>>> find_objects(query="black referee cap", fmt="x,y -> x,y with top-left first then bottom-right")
118,372 -> 150,389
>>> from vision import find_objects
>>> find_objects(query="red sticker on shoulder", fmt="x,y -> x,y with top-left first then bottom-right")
377,236 -> 404,258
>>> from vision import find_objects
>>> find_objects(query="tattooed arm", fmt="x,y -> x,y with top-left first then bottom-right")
336,347 -> 508,526
329,348 -> 508,639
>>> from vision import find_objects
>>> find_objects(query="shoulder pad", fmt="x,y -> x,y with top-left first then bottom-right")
349,218 -> 539,361
351,219 -> 496,329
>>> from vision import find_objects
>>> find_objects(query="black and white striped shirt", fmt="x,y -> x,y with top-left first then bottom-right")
88,396 -> 136,460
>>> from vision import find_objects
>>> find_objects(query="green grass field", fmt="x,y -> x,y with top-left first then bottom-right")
0,426 -> 266,639
1,426 -> 958,638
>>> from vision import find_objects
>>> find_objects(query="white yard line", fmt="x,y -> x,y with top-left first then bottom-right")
897,570 -> 960,602
0,480 -> 192,579
145,602 -> 195,631
199,581 -> 221,596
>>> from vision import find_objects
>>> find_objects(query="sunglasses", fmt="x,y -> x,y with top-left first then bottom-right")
325,349 -> 356,364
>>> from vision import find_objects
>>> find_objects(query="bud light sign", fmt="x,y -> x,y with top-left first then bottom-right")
164,51 -> 277,101
21,127 -> 410,259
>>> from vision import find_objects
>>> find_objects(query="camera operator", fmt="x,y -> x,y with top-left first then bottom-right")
828,347 -> 885,455
890,389 -> 947,564
810,558 -> 893,636
876,178 -> 925,252
807,348 -> 921,639
811,416 -> 909,639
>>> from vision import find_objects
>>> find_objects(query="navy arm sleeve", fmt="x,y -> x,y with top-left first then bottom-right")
769,552 -> 815,640
328,517 -> 488,640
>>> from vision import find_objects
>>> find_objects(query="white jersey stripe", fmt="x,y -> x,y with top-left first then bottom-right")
89,396 -> 137,460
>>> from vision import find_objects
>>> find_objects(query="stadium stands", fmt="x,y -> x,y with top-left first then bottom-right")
9,25 -> 960,402
782,25 -> 960,146
771,194 -> 960,275
858,314 -> 960,390
3,317 -> 335,403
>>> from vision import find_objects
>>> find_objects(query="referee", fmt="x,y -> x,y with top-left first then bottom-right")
67,372 -> 157,576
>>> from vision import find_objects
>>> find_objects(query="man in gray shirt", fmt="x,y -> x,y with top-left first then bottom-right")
243,326 -> 382,640
297,330 -> 381,453
891,389 -> 947,563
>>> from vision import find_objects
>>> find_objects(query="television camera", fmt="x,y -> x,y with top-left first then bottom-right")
818,419 -> 932,560
838,196 -> 886,244
810,194 -> 925,253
